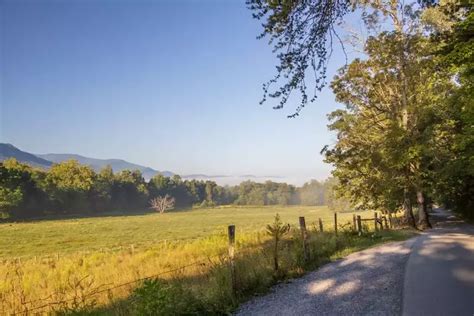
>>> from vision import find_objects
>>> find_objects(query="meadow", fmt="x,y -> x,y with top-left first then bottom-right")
0,206 -> 413,314
2,205 -> 357,258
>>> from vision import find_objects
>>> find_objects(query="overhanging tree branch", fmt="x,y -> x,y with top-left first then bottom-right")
247,0 -> 352,117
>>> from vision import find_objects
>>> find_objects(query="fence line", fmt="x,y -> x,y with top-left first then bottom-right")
5,211 -> 403,263
5,211 -> 402,315
9,255 -> 223,315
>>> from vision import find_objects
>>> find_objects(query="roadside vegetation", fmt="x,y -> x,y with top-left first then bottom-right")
0,206 -> 414,314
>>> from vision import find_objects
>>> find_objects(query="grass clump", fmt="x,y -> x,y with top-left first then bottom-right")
132,279 -> 205,316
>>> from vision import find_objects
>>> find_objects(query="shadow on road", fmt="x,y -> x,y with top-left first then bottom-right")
403,209 -> 474,316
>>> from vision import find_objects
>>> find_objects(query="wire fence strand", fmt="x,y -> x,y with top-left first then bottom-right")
8,255 -> 224,315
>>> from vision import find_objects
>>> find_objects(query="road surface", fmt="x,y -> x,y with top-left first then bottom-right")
236,209 -> 474,315
403,209 -> 474,316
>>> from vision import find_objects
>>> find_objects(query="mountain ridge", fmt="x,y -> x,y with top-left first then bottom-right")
37,153 -> 174,179
0,143 -> 52,168
0,143 -> 287,184
0,144 -> 174,179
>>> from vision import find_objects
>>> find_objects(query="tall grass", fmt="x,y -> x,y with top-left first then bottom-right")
0,212 -> 413,315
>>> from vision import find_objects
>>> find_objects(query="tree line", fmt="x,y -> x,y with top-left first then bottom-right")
0,158 -> 342,219
324,3 -> 473,224
252,1 -> 473,224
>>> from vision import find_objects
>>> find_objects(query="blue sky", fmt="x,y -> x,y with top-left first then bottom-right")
1,0 -> 354,184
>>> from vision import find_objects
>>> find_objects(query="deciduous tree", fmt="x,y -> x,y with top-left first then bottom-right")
150,195 -> 175,214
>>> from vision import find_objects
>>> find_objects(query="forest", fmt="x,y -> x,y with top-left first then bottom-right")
0,158 -> 340,219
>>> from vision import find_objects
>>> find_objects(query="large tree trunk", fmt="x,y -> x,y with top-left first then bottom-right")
397,26 -> 417,229
403,188 -> 416,227
417,191 -> 432,230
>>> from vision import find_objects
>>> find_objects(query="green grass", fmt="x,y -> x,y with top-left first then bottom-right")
0,206 -> 415,315
0,205 -> 372,258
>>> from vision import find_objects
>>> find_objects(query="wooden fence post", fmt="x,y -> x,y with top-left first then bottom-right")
357,215 -> 362,234
334,212 -> 338,235
318,218 -> 323,232
374,212 -> 379,232
299,217 -> 310,262
353,214 -> 357,231
228,225 -> 236,294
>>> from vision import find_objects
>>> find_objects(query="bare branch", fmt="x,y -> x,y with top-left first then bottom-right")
149,195 -> 175,214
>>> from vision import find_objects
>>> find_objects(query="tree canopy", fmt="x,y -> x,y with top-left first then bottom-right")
247,0 -> 351,116
0,158 -> 340,219
252,0 -> 473,223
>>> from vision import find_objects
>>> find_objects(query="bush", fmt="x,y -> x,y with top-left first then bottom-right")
132,279 -> 204,315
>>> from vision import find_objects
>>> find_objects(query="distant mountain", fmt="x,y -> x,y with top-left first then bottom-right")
0,143 -> 52,168
0,143 -> 173,179
239,174 -> 284,179
37,153 -> 174,179
182,174 -> 230,179
0,143 -> 289,185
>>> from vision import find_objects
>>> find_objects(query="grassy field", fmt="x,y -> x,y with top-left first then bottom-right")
0,205 -> 369,258
0,206 -> 413,314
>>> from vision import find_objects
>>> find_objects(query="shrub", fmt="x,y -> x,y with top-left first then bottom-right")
132,279 -> 204,315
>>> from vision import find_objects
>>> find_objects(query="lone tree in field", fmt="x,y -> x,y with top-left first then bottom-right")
149,195 -> 175,214
266,213 -> 291,272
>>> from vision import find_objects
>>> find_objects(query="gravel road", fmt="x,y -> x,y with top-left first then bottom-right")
236,238 -> 416,316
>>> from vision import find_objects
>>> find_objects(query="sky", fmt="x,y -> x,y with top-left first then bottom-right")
1,0 -> 356,185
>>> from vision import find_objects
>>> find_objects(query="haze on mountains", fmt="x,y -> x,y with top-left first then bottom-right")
0,143 -> 290,185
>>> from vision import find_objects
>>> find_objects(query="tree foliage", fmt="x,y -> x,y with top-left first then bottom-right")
0,159 -> 339,219
247,0 -> 351,116
248,0 -> 448,115
0,159 -> 47,217
325,30 -> 452,212
431,10 -> 474,219
321,1 -> 472,224
46,160 -> 96,212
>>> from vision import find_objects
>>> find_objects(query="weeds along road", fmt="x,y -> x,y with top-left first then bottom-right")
236,209 -> 474,316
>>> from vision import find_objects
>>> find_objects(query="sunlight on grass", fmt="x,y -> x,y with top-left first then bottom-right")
0,206 -> 373,258
0,206 -> 412,314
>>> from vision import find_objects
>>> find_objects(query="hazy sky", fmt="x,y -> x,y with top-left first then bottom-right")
1,0 -> 355,184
